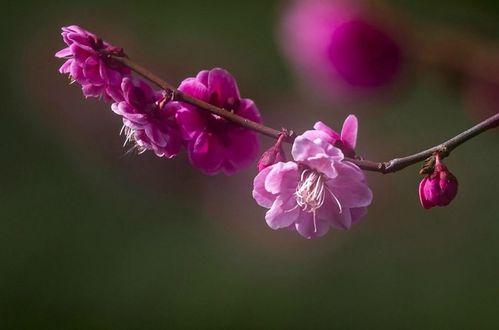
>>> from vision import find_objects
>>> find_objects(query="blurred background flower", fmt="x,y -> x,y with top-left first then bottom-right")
278,0 -> 405,104
2,0 -> 499,328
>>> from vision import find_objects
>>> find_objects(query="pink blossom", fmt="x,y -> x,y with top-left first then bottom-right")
55,25 -> 130,101
279,0 -> 402,99
302,114 -> 358,157
419,156 -> 458,209
111,77 -> 182,158
252,125 -> 372,239
174,68 -> 262,175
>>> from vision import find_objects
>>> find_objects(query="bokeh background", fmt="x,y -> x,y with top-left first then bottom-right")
2,0 -> 499,328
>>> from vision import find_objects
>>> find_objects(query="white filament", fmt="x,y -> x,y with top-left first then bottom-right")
120,125 -> 146,154
295,169 -> 343,233
295,169 -> 326,214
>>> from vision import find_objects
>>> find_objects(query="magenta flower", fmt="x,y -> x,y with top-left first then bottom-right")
279,0 -> 402,99
252,126 -> 372,239
419,155 -> 458,209
111,77 -> 182,158
55,25 -> 131,101
174,68 -> 262,175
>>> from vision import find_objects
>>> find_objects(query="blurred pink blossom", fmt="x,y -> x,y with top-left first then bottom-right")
279,0 -> 402,100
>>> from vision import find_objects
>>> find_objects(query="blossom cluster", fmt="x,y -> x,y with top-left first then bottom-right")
56,24 -> 459,240
56,26 -> 261,176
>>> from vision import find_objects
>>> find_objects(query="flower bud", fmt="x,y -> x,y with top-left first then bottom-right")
257,134 -> 286,172
419,156 -> 458,209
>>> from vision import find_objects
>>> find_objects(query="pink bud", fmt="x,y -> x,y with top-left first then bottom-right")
257,134 -> 287,172
419,157 -> 458,209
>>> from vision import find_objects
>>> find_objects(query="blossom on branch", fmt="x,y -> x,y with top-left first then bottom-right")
419,155 -> 458,209
253,122 -> 372,239
301,114 -> 359,157
173,68 -> 262,175
55,25 -> 130,101
111,77 -> 182,158
257,133 -> 287,172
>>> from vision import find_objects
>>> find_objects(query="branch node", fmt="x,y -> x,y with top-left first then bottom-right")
437,145 -> 450,158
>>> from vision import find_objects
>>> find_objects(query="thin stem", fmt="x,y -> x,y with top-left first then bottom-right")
378,112 -> 499,173
111,56 -> 295,142
110,55 -> 499,174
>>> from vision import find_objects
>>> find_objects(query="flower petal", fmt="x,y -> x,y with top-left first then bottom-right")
327,161 -> 372,208
419,177 -> 433,209
350,207 -> 368,225
58,59 -> 73,74
291,136 -> 327,162
313,121 -> 340,141
55,47 -> 72,58
176,108 -> 205,141
294,212 -> 330,239
224,129 -> 260,174
188,131 -> 225,175
253,166 -> 276,208
237,99 -> 262,123
340,114 -> 358,150
264,161 -> 299,195
266,195 -> 300,230
178,77 -> 209,101
208,68 -> 241,103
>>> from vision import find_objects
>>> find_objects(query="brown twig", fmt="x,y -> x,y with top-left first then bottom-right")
111,56 -> 295,142
110,55 -> 499,174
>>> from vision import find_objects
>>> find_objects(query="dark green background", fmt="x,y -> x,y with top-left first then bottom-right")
2,1 -> 499,328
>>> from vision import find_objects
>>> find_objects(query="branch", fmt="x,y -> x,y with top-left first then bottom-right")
111,56 -> 295,142
110,55 -> 499,174
375,112 -> 499,173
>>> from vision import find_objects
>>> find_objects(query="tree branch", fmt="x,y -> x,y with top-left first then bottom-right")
110,55 -> 499,174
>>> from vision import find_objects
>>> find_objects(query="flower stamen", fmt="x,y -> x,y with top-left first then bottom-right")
295,169 -> 328,232
326,186 -> 343,214
120,125 -> 147,154
294,169 -> 346,232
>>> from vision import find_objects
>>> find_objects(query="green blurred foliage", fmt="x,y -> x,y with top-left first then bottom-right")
1,0 -> 499,329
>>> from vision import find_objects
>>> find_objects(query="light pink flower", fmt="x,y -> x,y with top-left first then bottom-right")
55,25 -> 130,101
302,114 -> 358,157
174,68 -> 262,175
419,155 -> 458,209
111,77 -> 183,158
252,125 -> 372,239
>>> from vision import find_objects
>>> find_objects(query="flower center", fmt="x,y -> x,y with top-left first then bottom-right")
120,125 -> 147,154
294,168 -> 343,233
295,169 -> 326,213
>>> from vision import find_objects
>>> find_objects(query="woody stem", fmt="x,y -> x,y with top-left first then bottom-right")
110,55 -> 499,174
